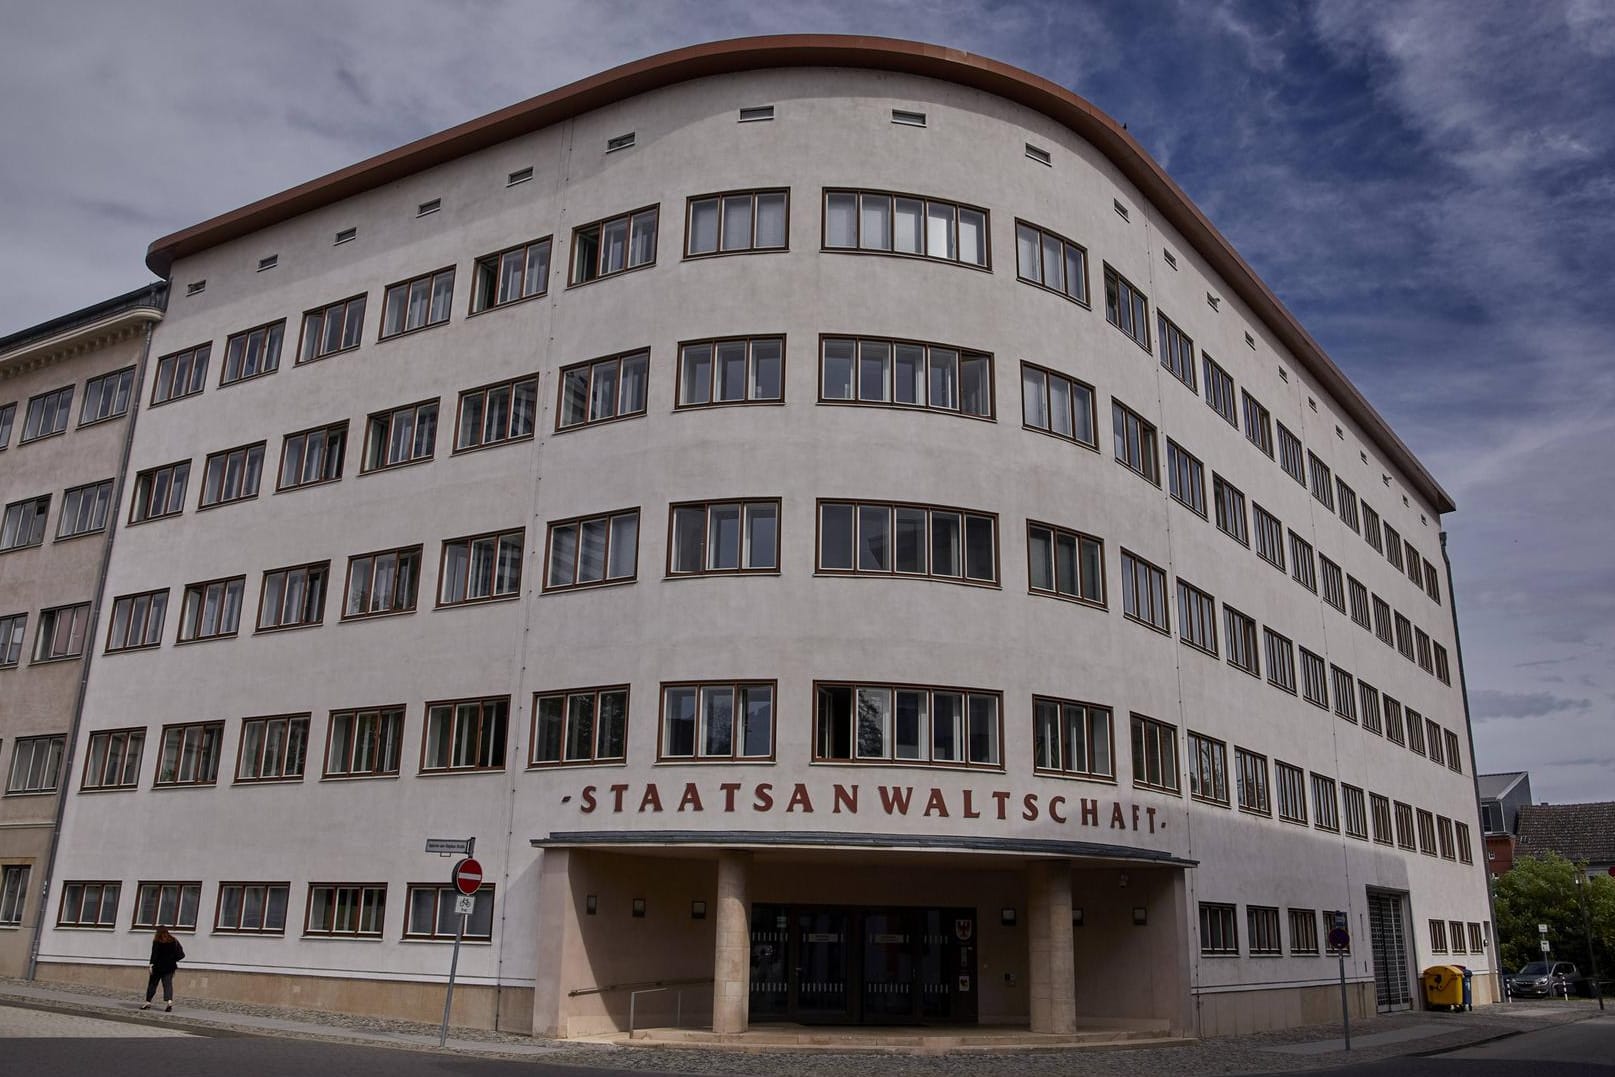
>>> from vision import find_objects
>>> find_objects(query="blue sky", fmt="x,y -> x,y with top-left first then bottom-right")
4,0 -> 1611,801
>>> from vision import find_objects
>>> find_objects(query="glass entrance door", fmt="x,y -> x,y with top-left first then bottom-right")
861,910 -> 916,1021
795,908 -> 851,1020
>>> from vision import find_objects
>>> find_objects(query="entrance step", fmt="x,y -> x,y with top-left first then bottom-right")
619,1025 -> 1195,1052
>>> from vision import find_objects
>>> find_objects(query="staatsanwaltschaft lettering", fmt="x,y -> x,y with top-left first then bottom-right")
573,781 -> 1164,833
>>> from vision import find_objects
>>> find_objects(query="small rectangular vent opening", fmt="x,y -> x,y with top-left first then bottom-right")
1244,331 -> 1256,349
507,167 -> 533,186
739,106 -> 774,123
606,132 -> 636,152
1113,199 -> 1130,221
1163,249 -> 1178,270
1025,142 -> 1052,165
256,255 -> 278,272
334,227 -> 357,246
417,198 -> 441,217
1206,292 -> 1220,311
185,280 -> 206,296
891,109 -> 927,127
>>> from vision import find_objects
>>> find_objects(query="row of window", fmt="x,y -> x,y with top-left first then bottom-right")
1197,902 -> 1486,959
0,367 -> 134,451
49,875 -> 492,941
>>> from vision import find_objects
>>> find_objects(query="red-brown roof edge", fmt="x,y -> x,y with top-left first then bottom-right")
143,34 -> 1454,513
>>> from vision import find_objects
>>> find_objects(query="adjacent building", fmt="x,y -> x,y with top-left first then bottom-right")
1516,801 -> 1615,880
0,284 -> 166,976
29,37 -> 1493,1038
1478,771 -> 1532,877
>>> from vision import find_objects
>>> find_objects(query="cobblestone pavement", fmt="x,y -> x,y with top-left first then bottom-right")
0,979 -> 1599,1076
0,1002 -> 193,1038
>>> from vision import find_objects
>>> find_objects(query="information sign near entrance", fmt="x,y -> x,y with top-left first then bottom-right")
428,839 -> 477,1047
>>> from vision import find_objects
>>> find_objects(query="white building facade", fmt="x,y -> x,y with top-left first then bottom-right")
36,36 -> 1493,1038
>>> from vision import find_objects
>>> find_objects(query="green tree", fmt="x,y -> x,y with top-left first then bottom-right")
1492,853 -> 1615,978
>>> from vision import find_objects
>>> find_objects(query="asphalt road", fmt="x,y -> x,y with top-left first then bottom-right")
1251,1013 -> 1615,1077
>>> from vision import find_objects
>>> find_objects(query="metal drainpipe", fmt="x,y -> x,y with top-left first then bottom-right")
26,312 -> 159,980
1440,529 -> 1504,1005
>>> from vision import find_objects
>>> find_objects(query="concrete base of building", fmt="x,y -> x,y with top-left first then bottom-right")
614,1021 -> 1189,1051
1196,982 -> 1378,1037
36,962 -> 534,1033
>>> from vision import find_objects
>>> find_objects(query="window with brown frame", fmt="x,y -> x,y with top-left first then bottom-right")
1342,784 -> 1369,839
1131,713 -> 1180,793
1,494 -> 49,550
661,681 -> 776,762
1112,400 -> 1159,483
1289,532 -> 1317,592
1362,502 -> 1384,552
1312,773 -> 1340,832
57,881 -> 120,928
0,866 -> 28,926
471,236 -> 551,312
155,721 -> 225,786
1276,761 -> 1307,823
1373,595 -> 1393,645
32,603 -> 90,663
278,421 -> 346,491
1320,556 -> 1345,611
1103,265 -> 1150,350
199,442 -> 265,508
152,343 -> 210,405
324,706 -> 404,778
406,884 -> 495,940
215,883 -> 290,934
343,545 -> 420,619
1264,627 -> 1296,693
362,398 -> 438,472
677,336 -> 783,407
1277,423 -> 1305,485
1213,475 -> 1247,545
0,613 -> 23,668
1336,479 -> 1360,533
1370,792 -> 1393,844
1416,808 -> 1438,855
1405,540 -> 1423,586
1359,681 -> 1382,733
814,682 -> 997,768
1424,559 -> 1442,604
1167,441 -> 1206,517
1290,908 -> 1320,954
220,321 -> 284,386
1437,814 -> 1456,859
1307,452 -> 1335,509
380,266 -> 454,338
1248,906 -> 1281,955
557,349 -> 648,430
1384,522 -> 1404,569
545,511 -> 636,591
130,461 -> 189,523
56,479 -> 114,539
1157,311 -> 1195,389
819,500 -> 997,584
455,375 -> 537,452
1395,612 -> 1415,660
821,336 -> 993,418
236,714 -> 309,783
1457,821 -> 1473,863
531,686 -> 628,766
133,881 -> 201,931
422,696 -> 508,772
1434,642 -> 1451,685
1446,729 -> 1462,773
1014,219 -> 1088,303
1394,800 -> 1416,849
1120,549 -> 1168,632
1415,627 -> 1434,672
257,562 -> 328,631
1406,704 -> 1426,754
1349,576 -> 1371,628
823,189 -> 988,267
82,728 -> 144,790
80,367 -> 134,426
7,734 -> 65,795
298,294 -> 367,363
1187,731 -> 1229,805
1253,505 -> 1285,571
1426,719 -> 1446,766
1027,521 -> 1105,606
178,576 -> 245,642
1203,355 -> 1237,427
1242,391 -> 1273,457
1300,648 -> 1328,709
305,883 -> 386,937
1032,696 -> 1113,780
669,499 -> 778,575
0,402 -> 13,449
1199,902 -> 1237,955
1020,362 -> 1096,447
571,206 -> 658,285
20,385 -> 73,442
1236,749 -> 1271,815
1225,606 -> 1259,676
686,189 -> 787,256
1177,579 -> 1217,655
441,528 -> 525,605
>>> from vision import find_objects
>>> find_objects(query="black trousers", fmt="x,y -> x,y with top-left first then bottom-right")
145,968 -> 174,1002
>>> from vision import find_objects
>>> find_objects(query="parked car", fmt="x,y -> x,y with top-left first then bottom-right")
1507,961 -> 1580,998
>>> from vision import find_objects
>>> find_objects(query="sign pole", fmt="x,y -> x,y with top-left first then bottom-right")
1338,952 -> 1351,1051
439,910 -> 466,1047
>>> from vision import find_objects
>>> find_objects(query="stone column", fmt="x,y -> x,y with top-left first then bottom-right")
531,849 -> 575,1038
712,851 -> 752,1035
1027,859 -> 1076,1034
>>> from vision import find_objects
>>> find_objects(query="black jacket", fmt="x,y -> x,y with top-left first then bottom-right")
150,938 -> 185,973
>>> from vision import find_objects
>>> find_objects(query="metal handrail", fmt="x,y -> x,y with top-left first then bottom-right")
568,976 -> 712,998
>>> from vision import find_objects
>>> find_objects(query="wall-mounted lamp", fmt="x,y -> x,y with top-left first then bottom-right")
585,894 -> 598,916
1072,908 -> 1085,928
1001,907 -> 1017,927
1132,906 -> 1148,926
632,898 -> 646,919
691,900 -> 707,920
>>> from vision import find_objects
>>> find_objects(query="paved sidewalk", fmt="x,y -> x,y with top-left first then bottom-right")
0,978 -> 1599,1076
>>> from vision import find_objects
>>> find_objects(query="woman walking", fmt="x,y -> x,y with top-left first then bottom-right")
140,927 -> 185,1011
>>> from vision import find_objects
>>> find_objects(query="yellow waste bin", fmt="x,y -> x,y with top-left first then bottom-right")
1422,965 -> 1464,1010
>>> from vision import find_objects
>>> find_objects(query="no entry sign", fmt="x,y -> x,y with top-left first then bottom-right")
452,857 -> 483,895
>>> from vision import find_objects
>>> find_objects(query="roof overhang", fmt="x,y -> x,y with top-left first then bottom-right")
0,304 -> 164,378
532,829 -> 1198,868
142,34 -> 1453,513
